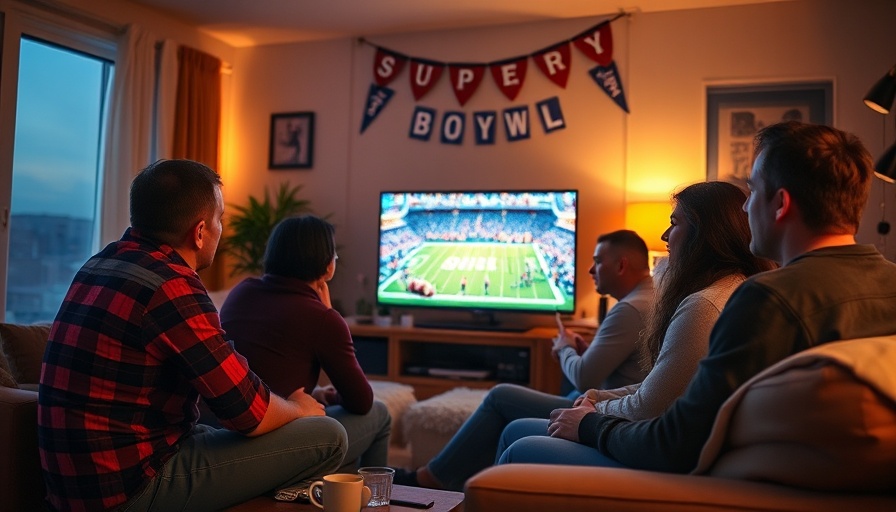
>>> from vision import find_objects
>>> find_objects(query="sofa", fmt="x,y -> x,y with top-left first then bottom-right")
464,335 -> 896,511
8,324 -> 896,511
0,322 -> 50,512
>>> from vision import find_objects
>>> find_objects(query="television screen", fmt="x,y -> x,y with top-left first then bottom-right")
376,190 -> 578,316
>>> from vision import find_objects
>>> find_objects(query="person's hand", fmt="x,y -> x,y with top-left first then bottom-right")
286,387 -> 326,417
312,279 -> 332,308
572,389 -> 599,408
551,330 -> 585,357
547,405 -> 595,442
311,385 -> 338,406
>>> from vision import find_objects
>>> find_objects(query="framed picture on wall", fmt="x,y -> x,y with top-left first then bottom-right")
706,82 -> 832,187
269,111 -> 315,169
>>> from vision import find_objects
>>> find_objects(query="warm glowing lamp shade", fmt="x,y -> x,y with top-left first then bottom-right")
625,202 -> 671,252
864,65 -> 896,114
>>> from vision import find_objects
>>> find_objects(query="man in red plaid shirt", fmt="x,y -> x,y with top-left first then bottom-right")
38,160 -> 347,512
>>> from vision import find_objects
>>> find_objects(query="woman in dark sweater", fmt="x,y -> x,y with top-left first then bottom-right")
221,215 -> 390,468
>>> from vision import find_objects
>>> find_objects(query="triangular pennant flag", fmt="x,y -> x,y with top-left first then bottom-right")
448,64 -> 486,106
490,56 -> 528,101
373,48 -> 407,87
588,61 -> 629,113
573,22 -> 614,66
532,41 -> 572,88
360,83 -> 395,133
409,58 -> 444,101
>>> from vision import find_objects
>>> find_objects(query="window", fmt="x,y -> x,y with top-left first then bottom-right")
6,37 -> 113,323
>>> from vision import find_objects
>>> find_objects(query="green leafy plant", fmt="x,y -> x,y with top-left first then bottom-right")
222,182 -> 313,277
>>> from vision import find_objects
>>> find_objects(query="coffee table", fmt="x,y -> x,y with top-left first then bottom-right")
226,484 -> 463,511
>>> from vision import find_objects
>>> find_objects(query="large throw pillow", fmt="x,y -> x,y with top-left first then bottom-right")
0,323 -> 51,384
703,357 -> 896,492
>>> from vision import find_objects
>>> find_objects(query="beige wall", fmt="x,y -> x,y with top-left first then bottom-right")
225,0 -> 896,326
5,0 -> 893,326
227,18 -> 629,324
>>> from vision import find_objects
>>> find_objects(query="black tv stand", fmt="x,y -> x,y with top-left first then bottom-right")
347,322 -> 562,399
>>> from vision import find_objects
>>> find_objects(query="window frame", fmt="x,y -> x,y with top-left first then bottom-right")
0,2 -> 118,321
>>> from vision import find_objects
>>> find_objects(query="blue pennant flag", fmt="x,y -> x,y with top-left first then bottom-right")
360,83 -> 395,133
588,61 -> 629,113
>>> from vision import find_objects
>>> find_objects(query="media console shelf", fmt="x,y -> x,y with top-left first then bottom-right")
348,323 -> 562,400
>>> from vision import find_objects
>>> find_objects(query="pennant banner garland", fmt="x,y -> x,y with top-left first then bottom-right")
359,12 -> 630,141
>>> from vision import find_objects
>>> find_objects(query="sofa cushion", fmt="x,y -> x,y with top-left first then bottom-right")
0,365 -> 16,388
0,323 -> 51,384
696,336 -> 896,492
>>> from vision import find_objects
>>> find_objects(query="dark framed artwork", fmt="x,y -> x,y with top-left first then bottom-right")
269,111 -> 314,169
706,82 -> 832,186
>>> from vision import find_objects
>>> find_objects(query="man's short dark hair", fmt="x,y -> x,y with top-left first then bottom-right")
263,215 -> 335,281
130,159 -> 222,245
754,121 -> 874,234
597,229 -> 649,268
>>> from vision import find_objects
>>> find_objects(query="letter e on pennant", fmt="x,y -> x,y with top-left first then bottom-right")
490,57 -> 528,101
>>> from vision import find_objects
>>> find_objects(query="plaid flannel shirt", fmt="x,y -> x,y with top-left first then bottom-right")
38,228 -> 269,512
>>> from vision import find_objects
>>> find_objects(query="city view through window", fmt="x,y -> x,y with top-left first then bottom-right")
6,37 -> 113,324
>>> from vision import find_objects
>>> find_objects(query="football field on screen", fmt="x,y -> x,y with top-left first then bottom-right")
379,242 -> 571,311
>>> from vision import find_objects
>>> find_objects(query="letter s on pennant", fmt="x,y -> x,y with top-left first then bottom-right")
373,48 -> 406,87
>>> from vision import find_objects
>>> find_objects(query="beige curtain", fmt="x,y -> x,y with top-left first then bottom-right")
101,24 -> 158,245
172,45 -> 223,289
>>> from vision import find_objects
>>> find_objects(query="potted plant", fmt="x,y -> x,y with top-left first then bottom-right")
222,182 -> 313,277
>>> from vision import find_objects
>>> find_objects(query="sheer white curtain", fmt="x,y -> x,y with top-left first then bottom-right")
100,24 -> 178,245
155,40 -> 178,160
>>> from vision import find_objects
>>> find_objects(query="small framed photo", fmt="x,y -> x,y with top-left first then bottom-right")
269,111 -> 314,169
706,82 -> 832,187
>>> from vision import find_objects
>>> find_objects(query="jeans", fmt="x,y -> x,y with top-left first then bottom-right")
427,383 -> 573,491
496,417 -> 627,468
122,416 -> 347,512
328,400 -> 392,470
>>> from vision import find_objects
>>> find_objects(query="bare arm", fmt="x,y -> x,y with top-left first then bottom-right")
246,387 -> 325,437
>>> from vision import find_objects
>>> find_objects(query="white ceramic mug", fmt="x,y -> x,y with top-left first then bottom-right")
308,473 -> 371,512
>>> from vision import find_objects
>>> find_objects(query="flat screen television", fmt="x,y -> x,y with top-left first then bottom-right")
376,190 -> 578,328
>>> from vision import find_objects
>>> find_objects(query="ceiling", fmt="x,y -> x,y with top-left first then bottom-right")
130,0 -> 787,48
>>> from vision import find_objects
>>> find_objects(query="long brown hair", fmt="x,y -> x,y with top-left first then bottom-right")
640,181 -> 776,370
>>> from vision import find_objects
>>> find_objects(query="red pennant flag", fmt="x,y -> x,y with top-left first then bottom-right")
573,22 -> 613,66
532,42 -> 572,88
409,59 -> 444,101
490,57 -> 528,101
373,48 -> 406,87
448,64 -> 486,106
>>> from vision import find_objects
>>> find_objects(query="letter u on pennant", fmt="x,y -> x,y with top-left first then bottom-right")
409,59 -> 444,101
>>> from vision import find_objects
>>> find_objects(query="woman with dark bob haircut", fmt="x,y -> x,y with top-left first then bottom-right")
221,215 -> 391,470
